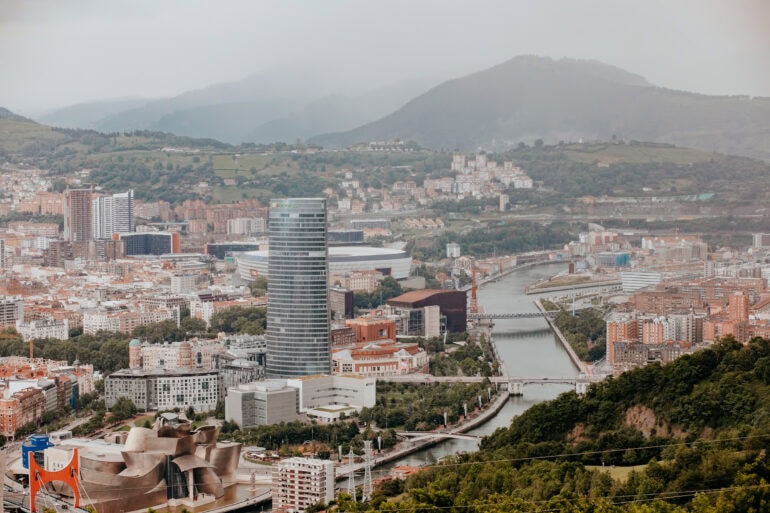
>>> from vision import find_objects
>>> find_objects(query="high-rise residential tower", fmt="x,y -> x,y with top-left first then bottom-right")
93,190 -> 134,239
64,187 -> 93,242
266,198 -> 330,377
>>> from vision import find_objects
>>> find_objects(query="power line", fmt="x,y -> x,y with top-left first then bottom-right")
411,432 -> 770,471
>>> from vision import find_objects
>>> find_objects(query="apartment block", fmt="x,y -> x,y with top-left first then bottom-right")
272,457 -> 334,513
0,298 -> 24,328
15,319 -> 69,341
64,188 -> 93,242
105,368 -> 219,412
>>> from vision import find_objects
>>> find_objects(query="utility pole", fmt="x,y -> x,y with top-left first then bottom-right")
362,441 -> 373,501
347,447 -> 356,502
0,450 -> 4,513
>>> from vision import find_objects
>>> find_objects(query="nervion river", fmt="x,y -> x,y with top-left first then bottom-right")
368,262 -> 578,476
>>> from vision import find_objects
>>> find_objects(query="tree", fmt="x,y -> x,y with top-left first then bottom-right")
110,397 -> 138,421
209,306 -> 266,335
249,276 -> 268,297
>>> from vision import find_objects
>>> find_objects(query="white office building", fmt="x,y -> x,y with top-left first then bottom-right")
620,270 -> 663,292
92,190 -> 134,240
225,374 -> 376,427
226,217 -> 266,236
15,319 -> 69,341
285,374 -> 376,413
225,380 -> 299,427
170,274 -> 197,294
446,242 -> 461,259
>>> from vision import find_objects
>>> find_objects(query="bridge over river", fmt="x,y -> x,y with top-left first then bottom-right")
467,311 -> 559,320
376,374 -> 597,395
396,431 -> 482,442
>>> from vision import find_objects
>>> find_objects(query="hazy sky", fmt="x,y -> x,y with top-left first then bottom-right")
2,0 -> 769,114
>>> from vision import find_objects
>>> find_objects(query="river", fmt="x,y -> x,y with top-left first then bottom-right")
361,262 -> 579,479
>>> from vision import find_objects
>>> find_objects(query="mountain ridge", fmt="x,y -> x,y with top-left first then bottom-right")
0,107 -> 32,122
36,70 -> 439,145
312,55 -> 770,160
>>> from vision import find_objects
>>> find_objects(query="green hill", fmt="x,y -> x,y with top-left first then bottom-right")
0,111 -> 435,205
358,338 -> 770,512
314,56 -> 770,161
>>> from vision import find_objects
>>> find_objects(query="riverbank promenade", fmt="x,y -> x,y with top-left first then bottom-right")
335,387 -> 511,479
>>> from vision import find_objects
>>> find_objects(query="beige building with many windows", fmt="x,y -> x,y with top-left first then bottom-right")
272,457 -> 334,513
0,298 -> 24,328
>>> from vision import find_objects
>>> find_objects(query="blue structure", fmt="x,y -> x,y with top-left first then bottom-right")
596,251 -> 630,268
22,435 -> 53,469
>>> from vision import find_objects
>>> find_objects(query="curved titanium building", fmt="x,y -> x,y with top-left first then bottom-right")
31,417 -> 240,513
266,198 -> 330,378
237,246 -> 412,281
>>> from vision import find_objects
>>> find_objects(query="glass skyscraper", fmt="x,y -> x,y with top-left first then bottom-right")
266,198 -> 331,377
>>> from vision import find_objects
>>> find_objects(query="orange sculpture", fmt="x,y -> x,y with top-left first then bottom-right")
29,448 -> 80,512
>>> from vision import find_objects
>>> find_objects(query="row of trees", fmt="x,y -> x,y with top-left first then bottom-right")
415,220 -> 577,260
223,420 -> 398,456
351,277 -> 404,310
543,301 -> 608,361
429,338 -> 496,377
358,380 -> 496,432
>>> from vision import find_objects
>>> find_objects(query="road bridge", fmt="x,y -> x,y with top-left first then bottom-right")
468,311 -> 559,320
493,327 -> 553,338
377,374 -> 595,395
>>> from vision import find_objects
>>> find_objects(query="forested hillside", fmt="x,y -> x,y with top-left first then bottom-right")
343,338 -> 770,512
